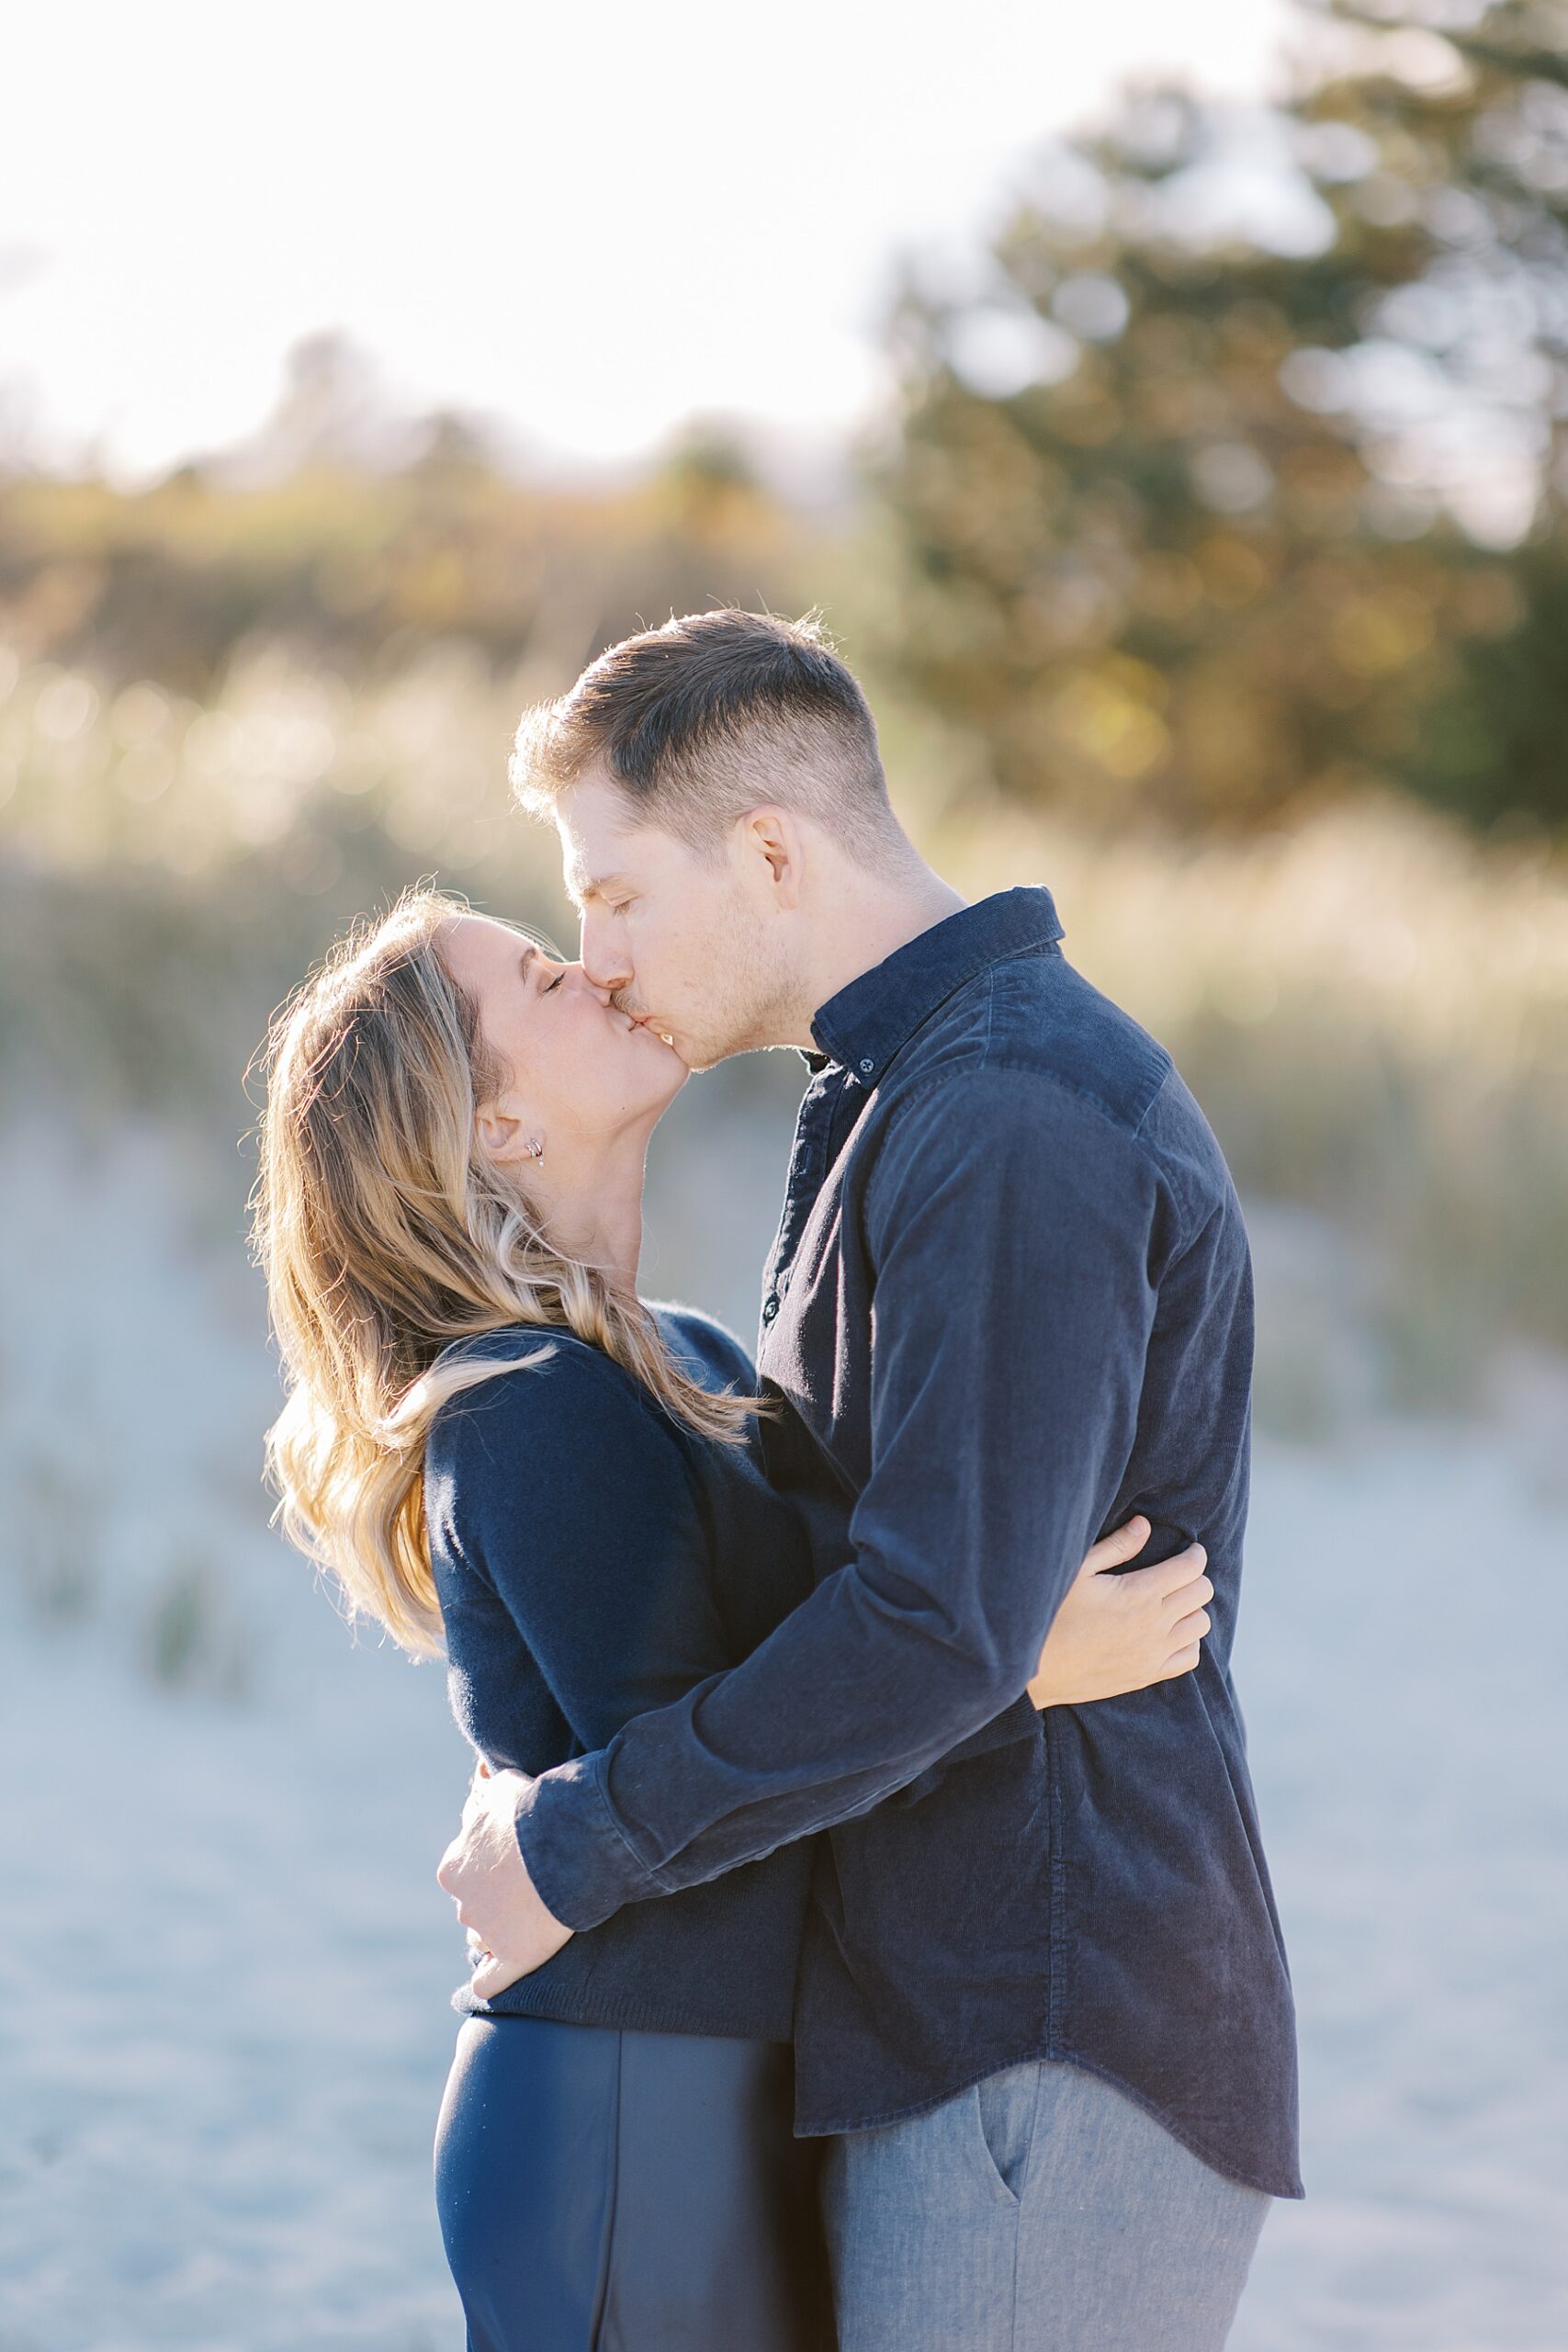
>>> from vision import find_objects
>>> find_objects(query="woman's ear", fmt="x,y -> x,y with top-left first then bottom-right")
475,1101 -> 531,1163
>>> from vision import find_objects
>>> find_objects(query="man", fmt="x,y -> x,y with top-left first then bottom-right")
439,608 -> 1301,2347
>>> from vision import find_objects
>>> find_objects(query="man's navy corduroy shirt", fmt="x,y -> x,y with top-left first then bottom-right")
514,887 -> 1303,2199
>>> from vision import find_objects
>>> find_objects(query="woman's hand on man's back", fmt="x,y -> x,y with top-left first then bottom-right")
1027,1517 -> 1213,1710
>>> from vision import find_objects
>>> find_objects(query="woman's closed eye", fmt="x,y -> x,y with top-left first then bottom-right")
525,950 -> 565,997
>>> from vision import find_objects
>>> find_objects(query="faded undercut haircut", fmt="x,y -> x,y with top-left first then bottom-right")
509,607 -> 909,863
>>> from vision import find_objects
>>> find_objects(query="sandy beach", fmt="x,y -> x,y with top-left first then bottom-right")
1,1130 -> 1563,2350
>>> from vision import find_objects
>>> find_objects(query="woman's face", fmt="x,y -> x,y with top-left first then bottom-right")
440,913 -> 687,1157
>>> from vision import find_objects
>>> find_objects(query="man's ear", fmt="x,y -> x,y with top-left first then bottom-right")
740,806 -> 805,909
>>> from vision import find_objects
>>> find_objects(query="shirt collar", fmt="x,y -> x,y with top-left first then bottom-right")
809,885 -> 1066,1084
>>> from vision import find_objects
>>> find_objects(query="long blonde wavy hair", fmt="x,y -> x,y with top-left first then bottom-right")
252,886 -> 756,1658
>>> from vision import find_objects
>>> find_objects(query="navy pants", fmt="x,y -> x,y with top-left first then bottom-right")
434,2014 -> 832,2350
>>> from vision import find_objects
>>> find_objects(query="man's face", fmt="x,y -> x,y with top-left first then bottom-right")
556,773 -> 789,1071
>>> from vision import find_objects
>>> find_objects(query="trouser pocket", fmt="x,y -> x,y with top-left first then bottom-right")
971,2061 -> 1043,2207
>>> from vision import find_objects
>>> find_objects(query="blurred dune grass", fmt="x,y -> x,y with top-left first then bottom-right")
11,0 -> 1568,1425
939,793 -> 1568,1404
1,627 -> 1562,1414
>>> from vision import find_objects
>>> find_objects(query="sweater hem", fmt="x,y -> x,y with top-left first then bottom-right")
451,1979 -> 794,2044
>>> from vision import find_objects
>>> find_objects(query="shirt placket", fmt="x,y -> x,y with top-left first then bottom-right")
760,1064 -> 858,1339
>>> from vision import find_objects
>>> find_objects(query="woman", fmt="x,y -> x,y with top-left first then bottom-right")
253,888 -> 1214,2352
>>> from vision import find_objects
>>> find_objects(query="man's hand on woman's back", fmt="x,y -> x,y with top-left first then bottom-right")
436,1758 -> 574,2000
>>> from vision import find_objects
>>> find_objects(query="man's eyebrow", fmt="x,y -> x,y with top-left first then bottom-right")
570,872 -> 633,904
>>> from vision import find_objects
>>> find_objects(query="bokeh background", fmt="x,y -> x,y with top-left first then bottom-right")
2,4 -> 1565,2346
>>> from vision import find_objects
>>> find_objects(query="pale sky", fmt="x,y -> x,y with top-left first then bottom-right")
3,0 -> 1296,482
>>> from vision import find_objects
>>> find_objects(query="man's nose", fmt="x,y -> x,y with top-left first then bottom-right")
579,912 -> 632,997
570,964 -> 617,1008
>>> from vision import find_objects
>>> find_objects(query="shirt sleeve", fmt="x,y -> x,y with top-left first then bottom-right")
515,1063 -> 1171,1931
427,1344 -> 736,1758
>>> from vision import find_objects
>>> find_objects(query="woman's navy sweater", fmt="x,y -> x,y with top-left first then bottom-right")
423,1307 -> 818,2042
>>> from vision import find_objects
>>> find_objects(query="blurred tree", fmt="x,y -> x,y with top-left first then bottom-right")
879,0 -> 1568,836
0,379 -> 818,695
229,333 -> 413,481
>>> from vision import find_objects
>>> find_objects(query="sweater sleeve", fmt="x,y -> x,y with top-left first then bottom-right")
424,1343 -> 735,1757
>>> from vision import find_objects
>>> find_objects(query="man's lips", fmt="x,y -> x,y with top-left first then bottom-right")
625,1008 -> 677,1047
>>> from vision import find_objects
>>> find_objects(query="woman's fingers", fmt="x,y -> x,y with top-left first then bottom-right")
1168,1605 -> 1213,1647
1079,1513 -> 1150,1576
1158,1641 -> 1203,1680
1077,1523 -> 1212,1611
1147,1543 -> 1208,1601
1165,1571 -> 1213,1619
1112,1546 -> 1209,1607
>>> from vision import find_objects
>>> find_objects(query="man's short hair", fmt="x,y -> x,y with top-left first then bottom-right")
510,607 -> 904,860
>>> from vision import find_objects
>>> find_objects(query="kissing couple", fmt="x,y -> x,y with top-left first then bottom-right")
255,607 -> 1300,2350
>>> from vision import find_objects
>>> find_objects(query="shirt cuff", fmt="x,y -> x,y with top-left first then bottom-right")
513,1747 -> 670,1932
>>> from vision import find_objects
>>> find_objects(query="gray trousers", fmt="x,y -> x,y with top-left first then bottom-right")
820,2058 -> 1270,2352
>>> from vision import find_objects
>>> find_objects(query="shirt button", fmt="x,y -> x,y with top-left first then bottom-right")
859,1058 -> 874,1076
761,1296 -> 779,1323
